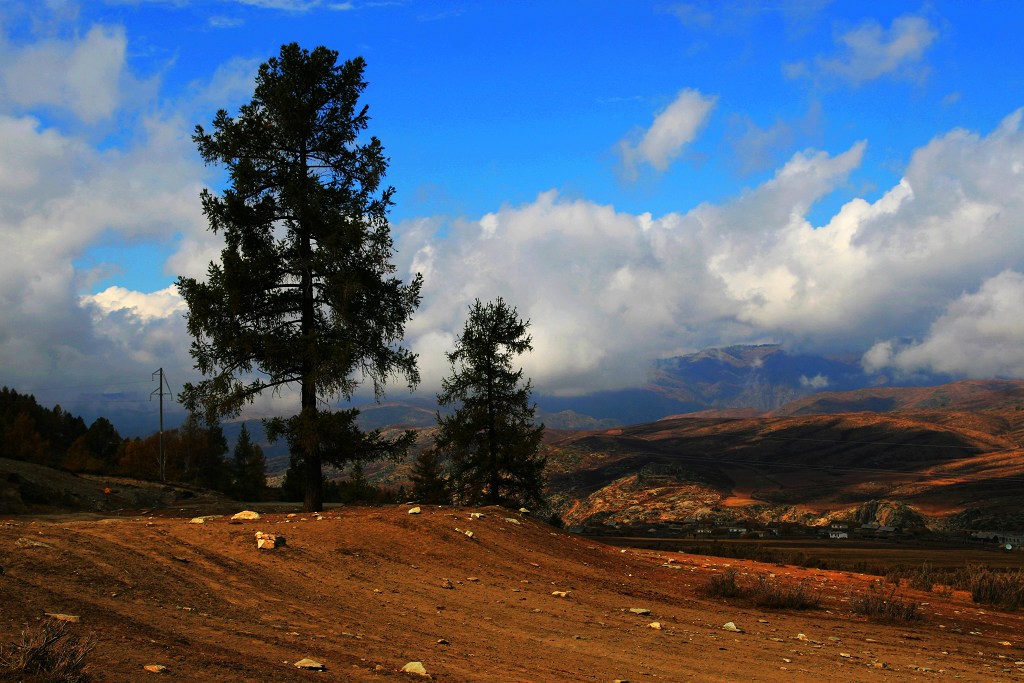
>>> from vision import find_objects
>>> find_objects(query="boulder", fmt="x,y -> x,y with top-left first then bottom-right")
401,661 -> 428,676
294,658 -> 325,670
255,531 -> 285,549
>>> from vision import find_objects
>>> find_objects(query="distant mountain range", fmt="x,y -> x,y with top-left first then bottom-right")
350,344 -> 951,430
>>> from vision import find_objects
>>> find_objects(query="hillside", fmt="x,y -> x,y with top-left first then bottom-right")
544,402 -> 1024,529
2,506 -> 1023,682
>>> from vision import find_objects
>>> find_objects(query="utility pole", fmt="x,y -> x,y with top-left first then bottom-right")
151,368 -> 172,482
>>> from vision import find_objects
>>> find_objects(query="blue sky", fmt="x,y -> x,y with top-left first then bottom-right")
3,1 -> 1024,429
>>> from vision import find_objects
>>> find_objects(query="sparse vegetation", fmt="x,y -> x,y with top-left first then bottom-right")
852,585 -> 922,623
962,564 -> 1024,611
700,568 -> 820,609
0,620 -> 95,683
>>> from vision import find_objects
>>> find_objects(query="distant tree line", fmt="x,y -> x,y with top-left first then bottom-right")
0,387 -> 267,501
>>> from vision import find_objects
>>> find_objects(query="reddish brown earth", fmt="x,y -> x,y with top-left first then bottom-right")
3,506 -> 1024,682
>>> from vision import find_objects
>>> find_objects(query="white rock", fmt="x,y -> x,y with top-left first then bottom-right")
722,621 -> 743,632
518,508 -> 530,514
401,661 -> 428,675
144,663 -> 168,673
551,590 -> 570,598
188,517 -> 206,524
408,507 -> 422,515
255,531 -> 285,549
628,608 -> 651,616
648,622 -> 663,630
470,512 -> 484,519
293,658 -> 325,670
231,510 -> 261,521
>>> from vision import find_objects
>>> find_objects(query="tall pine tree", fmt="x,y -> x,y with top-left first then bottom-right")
178,44 -> 421,511
433,298 -> 546,508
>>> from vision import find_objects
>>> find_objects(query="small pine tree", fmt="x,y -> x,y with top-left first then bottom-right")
409,449 -> 450,504
231,424 -> 266,501
434,298 -> 546,508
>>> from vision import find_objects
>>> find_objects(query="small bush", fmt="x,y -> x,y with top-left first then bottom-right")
700,567 -> 744,599
700,569 -> 821,609
852,586 -> 922,624
964,565 -> 1024,611
747,575 -> 821,610
0,620 -> 95,683
908,562 -> 938,592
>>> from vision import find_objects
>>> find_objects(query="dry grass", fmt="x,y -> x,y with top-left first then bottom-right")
851,586 -> 923,624
0,620 -> 95,683
700,568 -> 820,610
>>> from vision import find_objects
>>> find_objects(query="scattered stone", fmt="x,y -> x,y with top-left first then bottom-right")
648,622 -> 663,630
408,507 -> 422,515
613,679 -> 630,683
461,529 -> 475,539
144,664 -> 168,673
15,537 -> 51,548
172,556 -> 190,563
796,633 -> 808,641
441,579 -> 454,589
628,608 -> 651,616
518,508 -> 530,514
467,576 -> 479,582
722,622 -> 743,633
44,613 -> 80,623
188,517 -> 206,524
470,512 -> 484,519
294,658 -> 325,671
231,510 -> 261,521
401,661 -> 428,676
436,638 -> 449,645
504,517 -> 521,525
839,652 -> 852,658
551,590 -> 570,598
255,531 -> 285,549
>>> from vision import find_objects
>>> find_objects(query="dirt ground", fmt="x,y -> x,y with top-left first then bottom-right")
2,505 -> 1024,682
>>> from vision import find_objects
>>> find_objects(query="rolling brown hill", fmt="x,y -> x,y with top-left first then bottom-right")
545,380 -> 1024,530
2,506 -> 1023,682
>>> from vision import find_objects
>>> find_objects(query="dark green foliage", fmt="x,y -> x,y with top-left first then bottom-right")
231,424 -> 266,501
433,298 -> 545,508
0,388 -> 90,467
177,43 -> 421,511
273,407 -> 416,501
0,620 -> 95,682
409,448 -> 450,504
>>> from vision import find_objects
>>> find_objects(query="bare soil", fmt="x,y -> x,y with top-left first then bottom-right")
3,506 -> 1024,682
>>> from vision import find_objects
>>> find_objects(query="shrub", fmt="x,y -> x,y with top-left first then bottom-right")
747,575 -> 821,610
700,569 -> 821,609
0,620 -> 95,682
963,565 -> 1024,611
908,561 -> 938,592
852,586 -> 922,624
699,567 -> 744,599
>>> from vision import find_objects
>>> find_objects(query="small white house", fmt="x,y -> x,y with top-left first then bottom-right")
828,530 -> 849,540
